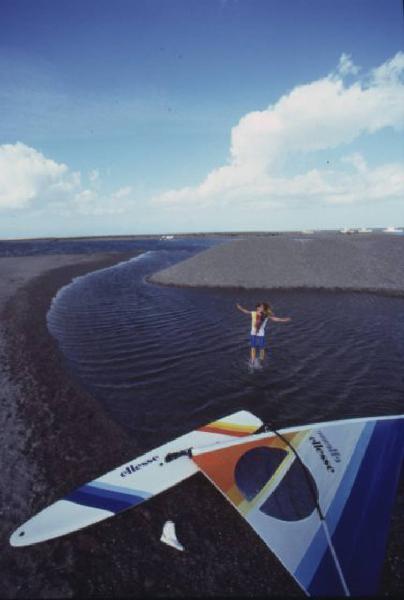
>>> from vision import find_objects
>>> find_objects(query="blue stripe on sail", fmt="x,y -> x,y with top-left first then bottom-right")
309,530 -> 347,597
65,483 -> 148,513
295,422 -> 375,593
326,421 -> 375,534
319,419 -> 404,597
88,480 -> 151,500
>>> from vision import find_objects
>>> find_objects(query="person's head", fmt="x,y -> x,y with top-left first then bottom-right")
258,302 -> 273,316
255,303 -> 264,314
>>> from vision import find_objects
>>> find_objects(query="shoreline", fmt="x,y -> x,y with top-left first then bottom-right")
149,279 -> 404,299
0,252 -> 143,597
0,249 -> 402,597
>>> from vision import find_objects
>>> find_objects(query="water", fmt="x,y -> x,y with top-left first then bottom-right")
0,236 -> 217,258
41,240 -> 404,447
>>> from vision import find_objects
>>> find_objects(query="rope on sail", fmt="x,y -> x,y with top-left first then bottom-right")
258,421 -> 351,596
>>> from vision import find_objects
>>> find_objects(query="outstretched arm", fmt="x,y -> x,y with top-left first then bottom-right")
236,303 -> 251,315
269,315 -> 291,323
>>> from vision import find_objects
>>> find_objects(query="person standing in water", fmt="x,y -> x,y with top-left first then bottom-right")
236,302 -> 291,366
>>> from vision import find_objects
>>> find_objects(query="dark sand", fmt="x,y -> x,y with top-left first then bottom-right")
1,246 -> 402,598
150,233 -> 404,295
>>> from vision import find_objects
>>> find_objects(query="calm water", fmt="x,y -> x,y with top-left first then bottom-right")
36,239 -> 404,448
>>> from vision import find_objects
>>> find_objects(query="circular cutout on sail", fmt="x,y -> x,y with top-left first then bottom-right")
260,458 -> 318,521
234,447 -> 287,501
234,446 -> 318,521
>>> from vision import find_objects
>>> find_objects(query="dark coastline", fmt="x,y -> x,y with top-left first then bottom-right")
0,249 -> 402,598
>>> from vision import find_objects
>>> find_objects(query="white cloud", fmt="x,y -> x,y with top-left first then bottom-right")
0,142 -> 136,217
0,142 -> 79,210
151,52 -> 404,211
370,52 -> 404,85
89,169 -> 100,183
112,186 -> 132,200
337,53 -> 360,77
68,185 -> 135,216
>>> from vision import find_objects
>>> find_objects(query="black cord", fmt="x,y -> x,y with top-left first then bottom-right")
255,421 -> 325,521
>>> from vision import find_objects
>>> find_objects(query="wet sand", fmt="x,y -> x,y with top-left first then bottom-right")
150,233 -> 404,295
0,248 -> 402,598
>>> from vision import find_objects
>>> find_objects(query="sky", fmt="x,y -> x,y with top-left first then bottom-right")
0,0 -> 403,238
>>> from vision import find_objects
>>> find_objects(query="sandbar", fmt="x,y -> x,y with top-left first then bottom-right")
150,233 -> 404,295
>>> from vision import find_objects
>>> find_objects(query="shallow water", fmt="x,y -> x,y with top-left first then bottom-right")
46,242 -> 404,448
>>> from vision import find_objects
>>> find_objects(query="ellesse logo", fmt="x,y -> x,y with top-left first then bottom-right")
120,455 -> 159,477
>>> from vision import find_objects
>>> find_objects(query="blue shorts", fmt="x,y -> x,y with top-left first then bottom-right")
250,335 -> 266,349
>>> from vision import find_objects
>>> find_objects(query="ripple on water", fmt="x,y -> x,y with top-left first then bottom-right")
47,251 -> 404,440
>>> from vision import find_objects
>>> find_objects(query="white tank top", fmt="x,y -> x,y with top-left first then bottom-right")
250,311 -> 268,336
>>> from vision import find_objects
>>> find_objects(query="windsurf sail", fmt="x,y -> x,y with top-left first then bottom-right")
9,410 -> 263,547
192,415 -> 404,597
10,411 -> 403,597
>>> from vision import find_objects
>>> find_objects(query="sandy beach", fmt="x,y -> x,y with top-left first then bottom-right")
0,241 -> 402,597
150,233 -> 404,295
0,252 -> 140,597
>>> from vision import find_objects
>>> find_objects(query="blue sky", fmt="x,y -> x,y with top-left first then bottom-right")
0,0 -> 403,238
